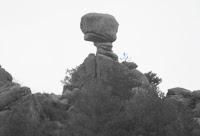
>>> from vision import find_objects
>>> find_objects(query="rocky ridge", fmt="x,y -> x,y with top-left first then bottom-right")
166,87 -> 200,114
0,13 -> 199,136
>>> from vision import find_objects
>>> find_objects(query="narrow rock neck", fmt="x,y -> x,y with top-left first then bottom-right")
94,42 -> 113,50
94,42 -> 118,62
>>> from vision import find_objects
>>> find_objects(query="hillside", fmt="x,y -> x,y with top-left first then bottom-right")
0,13 -> 200,136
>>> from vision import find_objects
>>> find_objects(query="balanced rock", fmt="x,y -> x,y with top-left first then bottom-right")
80,13 -> 119,43
81,13 -> 119,61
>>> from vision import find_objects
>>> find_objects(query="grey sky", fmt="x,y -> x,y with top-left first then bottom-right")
0,0 -> 200,94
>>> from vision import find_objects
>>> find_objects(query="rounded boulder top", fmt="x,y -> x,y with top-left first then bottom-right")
80,13 -> 119,43
0,66 -> 13,82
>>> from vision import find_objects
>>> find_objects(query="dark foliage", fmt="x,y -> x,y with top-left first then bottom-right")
61,66 -> 79,85
144,71 -> 162,87
60,69 -> 197,136
3,97 -> 41,136
35,93 -> 69,121
56,60 -> 200,136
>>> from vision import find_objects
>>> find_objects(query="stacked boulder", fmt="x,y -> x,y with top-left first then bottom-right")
81,13 -> 119,61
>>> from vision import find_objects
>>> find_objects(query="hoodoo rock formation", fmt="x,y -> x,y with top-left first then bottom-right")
63,13 -> 149,98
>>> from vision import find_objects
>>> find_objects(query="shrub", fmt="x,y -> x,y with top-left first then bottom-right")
144,71 -> 162,87
61,81 -> 196,136
60,66 -> 196,136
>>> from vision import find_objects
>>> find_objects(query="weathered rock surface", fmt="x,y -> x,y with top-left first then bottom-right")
167,87 -> 191,96
1,94 -> 42,136
122,61 -> 138,70
0,78 -> 42,136
192,90 -> 200,99
0,86 -> 31,110
0,66 -> 13,87
0,67 -> 69,136
166,87 -> 193,106
81,13 -> 119,43
63,53 -> 149,100
166,87 -> 200,123
81,13 -> 119,61
95,42 -> 118,61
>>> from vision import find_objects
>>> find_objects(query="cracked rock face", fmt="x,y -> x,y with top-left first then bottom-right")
80,13 -> 119,43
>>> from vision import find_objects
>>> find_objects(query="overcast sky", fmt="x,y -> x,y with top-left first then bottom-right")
0,0 -> 200,94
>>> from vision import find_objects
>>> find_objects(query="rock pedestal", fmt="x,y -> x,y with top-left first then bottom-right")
62,12 -> 150,97
94,42 -> 118,61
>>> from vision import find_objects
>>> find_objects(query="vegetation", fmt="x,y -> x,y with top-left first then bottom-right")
61,66 -> 79,85
60,62 -> 199,136
144,71 -> 162,87
3,58 -> 200,136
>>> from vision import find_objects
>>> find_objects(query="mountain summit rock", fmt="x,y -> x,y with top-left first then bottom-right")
81,13 -> 119,61
80,13 -> 119,43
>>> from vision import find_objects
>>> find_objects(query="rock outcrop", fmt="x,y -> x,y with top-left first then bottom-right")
0,66 -> 69,136
0,66 -> 13,87
166,87 -> 200,129
0,67 -> 40,135
166,87 -> 193,107
63,13 -> 149,101
1,12 -> 200,136
166,88 -> 200,110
